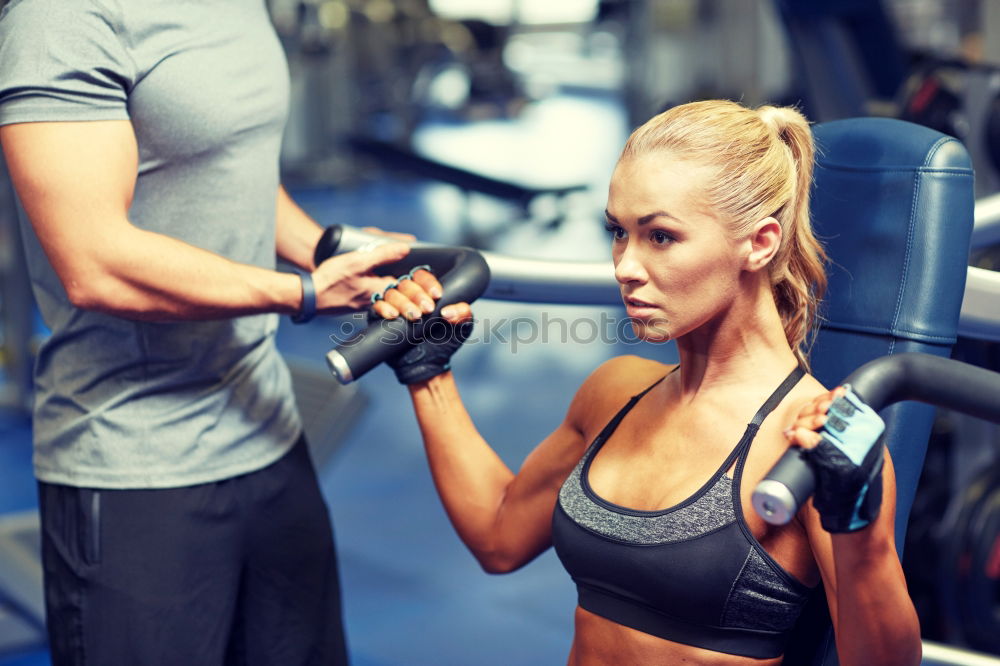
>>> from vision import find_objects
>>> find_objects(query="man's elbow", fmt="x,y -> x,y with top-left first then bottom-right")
63,271 -> 128,314
64,276 -> 103,310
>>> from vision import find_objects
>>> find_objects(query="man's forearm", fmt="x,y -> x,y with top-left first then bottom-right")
71,223 -> 303,321
275,186 -> 324,271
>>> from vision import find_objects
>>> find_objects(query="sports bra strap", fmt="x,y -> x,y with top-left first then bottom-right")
592,365 -> 802,450
748,366 -> 806,427
591,374 -> 667,446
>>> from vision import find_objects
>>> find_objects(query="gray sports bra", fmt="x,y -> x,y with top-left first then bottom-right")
551,366 -> 815,659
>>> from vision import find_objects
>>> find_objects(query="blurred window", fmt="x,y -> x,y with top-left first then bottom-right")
429,0 -> 598,25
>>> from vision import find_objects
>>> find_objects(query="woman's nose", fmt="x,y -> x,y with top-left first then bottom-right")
614,243 -> 647,285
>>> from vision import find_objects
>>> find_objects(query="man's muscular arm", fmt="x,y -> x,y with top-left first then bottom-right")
1,120 -> 404,321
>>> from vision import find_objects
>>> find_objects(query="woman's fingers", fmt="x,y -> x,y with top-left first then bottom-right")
440,302 -> 473,324
785,425 -> 824,449
784,385 -> 848,449
371,298 -> 399,320
382,287 -> 423,320
373,268 -> 448,321
373,297 -> 472,324
394,278 -> 435,314
409,268 -> 443,300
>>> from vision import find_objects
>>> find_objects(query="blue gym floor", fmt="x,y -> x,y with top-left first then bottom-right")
0,93 -> 684,665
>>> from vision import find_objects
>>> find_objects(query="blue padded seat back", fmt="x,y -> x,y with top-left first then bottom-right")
793,118 -> 974,665
810,117 -> 974,541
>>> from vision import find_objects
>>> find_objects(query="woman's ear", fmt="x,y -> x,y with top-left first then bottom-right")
744,217 -> 782,272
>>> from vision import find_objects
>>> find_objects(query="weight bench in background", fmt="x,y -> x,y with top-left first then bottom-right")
348,135 -> 588,236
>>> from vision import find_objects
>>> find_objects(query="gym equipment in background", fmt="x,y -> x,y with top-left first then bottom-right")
774,0 -> 1000,198
0,512 -> 43,656
346,135 -> 588,225
272,0 -> 584,217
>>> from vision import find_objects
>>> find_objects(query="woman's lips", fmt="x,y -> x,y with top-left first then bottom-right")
624,296 -> 658,318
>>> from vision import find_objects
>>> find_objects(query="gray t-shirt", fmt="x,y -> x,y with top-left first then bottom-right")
0,0 -> 303,488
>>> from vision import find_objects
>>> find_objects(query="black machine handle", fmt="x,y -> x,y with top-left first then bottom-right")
752,353 -> 1000,524
314,225 -> 491,384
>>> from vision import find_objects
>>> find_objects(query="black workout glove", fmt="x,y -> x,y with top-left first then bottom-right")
800,387 -> 886,533
386,314 -> 474,385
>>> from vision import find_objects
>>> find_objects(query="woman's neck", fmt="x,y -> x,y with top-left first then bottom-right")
673,279 -> 799,397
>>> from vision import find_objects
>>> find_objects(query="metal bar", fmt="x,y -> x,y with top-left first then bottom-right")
973,192 -> 1000,249
480,251 -> 619,304
331,225 -> 1000,340
923,640 -> 1000,666
959,266 -> 1000,342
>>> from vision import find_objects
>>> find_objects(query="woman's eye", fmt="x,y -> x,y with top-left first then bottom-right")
651,230 -> 674,245
604,223 -> 626,240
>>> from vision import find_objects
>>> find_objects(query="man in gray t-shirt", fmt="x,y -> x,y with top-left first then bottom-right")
0,1 -> 442,663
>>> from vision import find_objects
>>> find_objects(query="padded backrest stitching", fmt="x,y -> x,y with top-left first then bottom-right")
820,322 -> 956,344
885,135 -> 956,349
886,166 -> 922,351
922,135 -> 955,167
815,164 -> 970,175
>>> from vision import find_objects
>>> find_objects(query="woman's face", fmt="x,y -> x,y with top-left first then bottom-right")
605,153 -> 747,343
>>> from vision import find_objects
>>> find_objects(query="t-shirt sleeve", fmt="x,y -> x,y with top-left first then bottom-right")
0,0 -> 135,126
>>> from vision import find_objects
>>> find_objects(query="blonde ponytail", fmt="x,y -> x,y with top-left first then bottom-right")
757,106 -> 828,369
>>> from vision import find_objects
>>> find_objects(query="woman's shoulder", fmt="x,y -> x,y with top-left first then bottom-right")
590,355 -> 673,390
581,355 -> 675,399
783,369 -> 829,415
566,355 -> 673,429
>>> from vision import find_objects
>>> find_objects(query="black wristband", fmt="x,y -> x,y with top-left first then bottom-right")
291,272 -> 317,324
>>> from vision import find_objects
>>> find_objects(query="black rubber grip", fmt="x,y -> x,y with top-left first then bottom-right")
315,225 -> 491,383
754,353 -> 1000,523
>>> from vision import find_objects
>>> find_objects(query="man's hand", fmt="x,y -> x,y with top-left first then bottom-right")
312,242 -> 444,318
359,226 -> 416,244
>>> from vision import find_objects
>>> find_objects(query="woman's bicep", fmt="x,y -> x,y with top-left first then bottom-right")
488,416 -> 589,569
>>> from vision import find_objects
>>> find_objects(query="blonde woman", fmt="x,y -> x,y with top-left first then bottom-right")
376,99 -> 921,665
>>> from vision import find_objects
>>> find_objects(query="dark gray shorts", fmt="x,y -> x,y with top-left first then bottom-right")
38,435 -> 347,666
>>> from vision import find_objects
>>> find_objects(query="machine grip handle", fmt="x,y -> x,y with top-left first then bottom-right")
753,353 -> 1000,525
752,448 -> 816,525
314,226 -> 491,384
